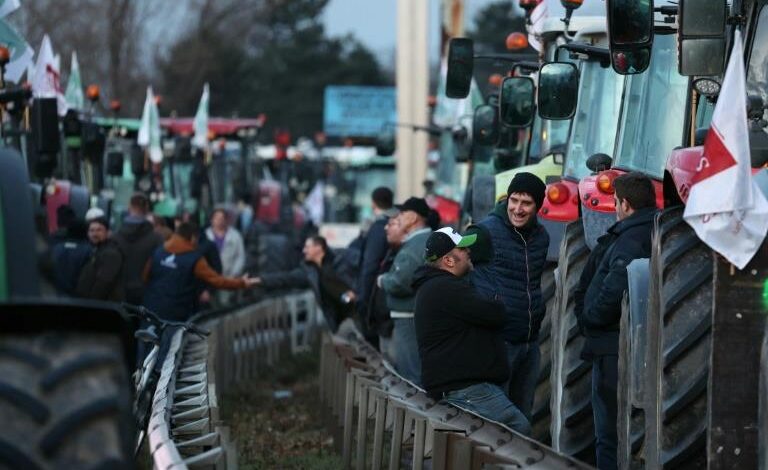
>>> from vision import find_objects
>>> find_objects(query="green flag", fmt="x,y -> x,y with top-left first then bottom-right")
65,51 -> 84,110
192,83 -> 209,149
0,18 -> 32,83
0,0 -> 19,18
138,86 -> 162,163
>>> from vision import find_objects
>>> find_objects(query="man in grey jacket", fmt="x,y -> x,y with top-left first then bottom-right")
377,197 -> 432,385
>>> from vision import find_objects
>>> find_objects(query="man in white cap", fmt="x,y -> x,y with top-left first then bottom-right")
413,227 -> 530,435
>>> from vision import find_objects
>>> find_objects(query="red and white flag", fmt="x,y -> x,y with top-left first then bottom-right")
683,30 -> 768,269
31,35 -> 68,116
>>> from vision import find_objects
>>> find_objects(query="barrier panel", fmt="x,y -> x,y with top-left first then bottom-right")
320,323 -> 593,470
147,290 -> 318,469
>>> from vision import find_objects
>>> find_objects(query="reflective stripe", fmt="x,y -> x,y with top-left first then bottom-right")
390,311 -> 415,318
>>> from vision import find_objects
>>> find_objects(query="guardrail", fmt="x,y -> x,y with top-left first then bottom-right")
320,324 -> 593,469
147,290 -> 318,469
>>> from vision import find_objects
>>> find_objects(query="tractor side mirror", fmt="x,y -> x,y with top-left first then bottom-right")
606,0 -> 654,74
473,104 -> 499,146
538,62 -> 579,120
678,0 -> 726,76
586,153 -> 613,172
446,38 -> 474,99
375,128 -> 396,156
499,77 -> 535,128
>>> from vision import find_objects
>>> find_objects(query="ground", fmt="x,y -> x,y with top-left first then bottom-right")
221,351 -> 342,469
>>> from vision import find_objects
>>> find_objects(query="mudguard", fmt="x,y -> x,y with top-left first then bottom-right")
0,151 -> 40,298
626,258 -> 650,408
0,300 -> 135,367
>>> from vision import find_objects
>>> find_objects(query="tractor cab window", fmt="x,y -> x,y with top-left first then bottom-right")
613,33 -> 689,178
564,60 -> 624,180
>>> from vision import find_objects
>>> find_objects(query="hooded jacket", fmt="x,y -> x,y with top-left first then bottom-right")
114,218 -> 163,304
75,239 -> 124,301
575,207 -> 656,358
413,265 -> 509,398
470,201 -> 550,343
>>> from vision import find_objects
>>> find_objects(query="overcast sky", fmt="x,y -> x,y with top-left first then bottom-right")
323,0 -> 496,63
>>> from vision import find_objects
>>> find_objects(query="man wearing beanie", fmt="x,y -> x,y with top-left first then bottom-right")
469,172 -> 549,420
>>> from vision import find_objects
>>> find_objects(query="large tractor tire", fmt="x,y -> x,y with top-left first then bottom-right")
618,294 -> 645,470
550,220 -> 594,463
645,206 -> 712,469
531,262 -> 556,444
0,332 -> 134,469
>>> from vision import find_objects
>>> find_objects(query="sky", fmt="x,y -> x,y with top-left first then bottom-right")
323,0 -> 497,64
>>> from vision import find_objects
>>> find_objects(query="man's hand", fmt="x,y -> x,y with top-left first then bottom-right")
242,274 -> 262,288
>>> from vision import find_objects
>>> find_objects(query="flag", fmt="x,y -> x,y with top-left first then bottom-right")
0,0 -> 19,18
64,51 -> 84,110
32,35 -> 67,116
528,0 -> 547,52
433,57 -> 484,128
138,86 -> 163,163
0,19 -> 33,84
683,30 -> 768,269
192,83 -> 210,149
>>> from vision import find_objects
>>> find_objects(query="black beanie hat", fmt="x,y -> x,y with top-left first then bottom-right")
506,172 -> 546,208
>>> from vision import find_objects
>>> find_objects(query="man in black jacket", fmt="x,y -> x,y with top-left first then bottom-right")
76,217 -> 124,301
414,227 -> 530,435
575,172 -> 657,470
114,193 -> 163,305
356,187 -> 394,347
256,235 -> 355,332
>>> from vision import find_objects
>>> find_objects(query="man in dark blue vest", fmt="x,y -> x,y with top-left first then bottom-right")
141,222 -> 258,367
469,172 -> 549,421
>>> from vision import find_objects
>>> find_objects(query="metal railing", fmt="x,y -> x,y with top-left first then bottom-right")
147,290 -> 318,469
320,324 -> 593,469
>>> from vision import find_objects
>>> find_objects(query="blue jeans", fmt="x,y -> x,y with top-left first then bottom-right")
592,355 -> 618,470
392,317 -> 421,385
442,383 -> 531,435
505,341 -> 541,421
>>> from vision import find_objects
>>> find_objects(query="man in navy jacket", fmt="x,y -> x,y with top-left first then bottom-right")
575,172 -> 657,470
470,172 -> 549,420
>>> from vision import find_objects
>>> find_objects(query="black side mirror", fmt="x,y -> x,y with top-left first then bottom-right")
586,153 -> 613,172
375,129 -> 396,156
446,38 -> 474,99
499,77 -> 535,128
607,0 -> 654,74
473,104 -> 499,146
678,0 -> 726,76
538,62 -> 579,120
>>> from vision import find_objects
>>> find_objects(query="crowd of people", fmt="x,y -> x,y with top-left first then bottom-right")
44,170 -> 657,470
349,171 -> 656,470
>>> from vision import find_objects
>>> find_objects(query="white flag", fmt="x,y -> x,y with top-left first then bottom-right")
683,30 -> 768,269
528,0 -> 547,53
64,51 -> 84,110
138,86 -> 163,163
32,35 -> 67,116
192,83 -> 210,149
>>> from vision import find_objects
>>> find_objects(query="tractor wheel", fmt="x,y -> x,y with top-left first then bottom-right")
618,294 -> 645,470
0,332 -> 134,469
760,322 -> 768,470
550,220 -> 594,463
531,262 -> 556,444
645,206 -> 712,469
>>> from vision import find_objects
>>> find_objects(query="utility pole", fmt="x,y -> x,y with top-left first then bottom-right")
395,0 -> 429,200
